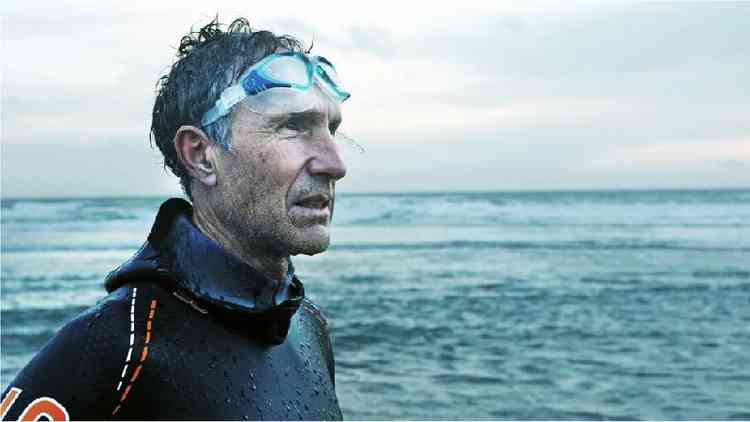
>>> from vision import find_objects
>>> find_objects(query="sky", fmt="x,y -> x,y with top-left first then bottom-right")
1,1 -> 749,197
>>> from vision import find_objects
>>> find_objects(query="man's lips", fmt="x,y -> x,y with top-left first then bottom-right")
289,193 -> 331,224
293,193 -> 331,209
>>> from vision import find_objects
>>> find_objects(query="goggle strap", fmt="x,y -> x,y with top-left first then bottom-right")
202,85 -> 246,126
219,85 -> 246,114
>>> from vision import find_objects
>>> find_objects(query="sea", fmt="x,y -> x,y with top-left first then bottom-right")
1,190 -> 749,419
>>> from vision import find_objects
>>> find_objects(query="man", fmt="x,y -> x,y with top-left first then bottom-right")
1,18 -> 348,420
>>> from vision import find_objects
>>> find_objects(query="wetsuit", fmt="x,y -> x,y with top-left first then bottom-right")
1,198 -> 343,421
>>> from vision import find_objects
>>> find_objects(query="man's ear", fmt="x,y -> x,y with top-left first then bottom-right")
173,125 -> 218,188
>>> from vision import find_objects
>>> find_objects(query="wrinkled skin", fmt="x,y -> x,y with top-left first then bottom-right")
185,85 -> 347,282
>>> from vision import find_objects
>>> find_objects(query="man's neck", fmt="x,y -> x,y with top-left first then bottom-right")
191,205 -> 289,284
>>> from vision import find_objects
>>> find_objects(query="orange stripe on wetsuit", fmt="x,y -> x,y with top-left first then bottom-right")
112,299 -> 158,416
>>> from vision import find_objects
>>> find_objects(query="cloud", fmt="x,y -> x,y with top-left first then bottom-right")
2,1 -> 749,196
720,159 -> 748,169
590,137 -> 750,168
1,138 -> 181,198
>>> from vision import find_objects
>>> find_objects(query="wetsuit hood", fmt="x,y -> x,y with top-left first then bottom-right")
104,198 -> 304,344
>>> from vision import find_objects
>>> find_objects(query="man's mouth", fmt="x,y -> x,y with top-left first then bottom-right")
294,194 -> 331,210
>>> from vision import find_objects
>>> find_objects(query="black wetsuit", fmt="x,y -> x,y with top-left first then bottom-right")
1,199 -> 343,421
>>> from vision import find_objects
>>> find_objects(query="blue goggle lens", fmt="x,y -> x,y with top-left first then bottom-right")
260,54 -> 312,87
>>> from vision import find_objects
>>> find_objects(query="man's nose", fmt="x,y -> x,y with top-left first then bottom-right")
308,132 -> 347,180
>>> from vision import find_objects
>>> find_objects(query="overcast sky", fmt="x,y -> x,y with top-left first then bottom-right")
1,1 -> 748,197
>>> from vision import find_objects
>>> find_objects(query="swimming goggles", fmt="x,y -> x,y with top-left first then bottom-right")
201,52 -> 351,127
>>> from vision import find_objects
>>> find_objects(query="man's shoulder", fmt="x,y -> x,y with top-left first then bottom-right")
62,282 -> 174,340
299,297 -> 330,328
0,282 -> 176,421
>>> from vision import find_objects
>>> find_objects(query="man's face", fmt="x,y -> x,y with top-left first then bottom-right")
211,85 -> 347,257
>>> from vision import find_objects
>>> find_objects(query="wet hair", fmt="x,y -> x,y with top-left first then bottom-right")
151,17 -> 308,199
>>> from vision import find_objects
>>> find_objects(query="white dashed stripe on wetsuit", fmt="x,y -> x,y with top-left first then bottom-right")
116,288 -> 137,391
112,298 -> 159,416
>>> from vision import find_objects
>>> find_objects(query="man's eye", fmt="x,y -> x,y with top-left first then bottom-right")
282,121 -> 302,131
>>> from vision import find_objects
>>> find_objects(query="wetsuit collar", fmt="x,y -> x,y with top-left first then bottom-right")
105,198 -> 304,344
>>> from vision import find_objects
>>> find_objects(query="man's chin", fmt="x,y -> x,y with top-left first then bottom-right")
291,243 -> 329,256
289,227 -> 331,256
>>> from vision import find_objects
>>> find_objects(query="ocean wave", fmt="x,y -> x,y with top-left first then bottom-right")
1,289 -> 106,311
430,372 -> 504,385
4,194 -> 750,229
1,199 -> 158,224
6,273 -> 103,283
602,282 -> 750,294
337,196 -> 507,226
579,276 -> 646,286
1,244 -> 140,253
692,270 -> 750,279
1,307 -> 89,328
334,193 -> 750,227
2,274 -> 104,294
329,240 -> 750,252
1,327 -> 58,340
337,274 -> 390,283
